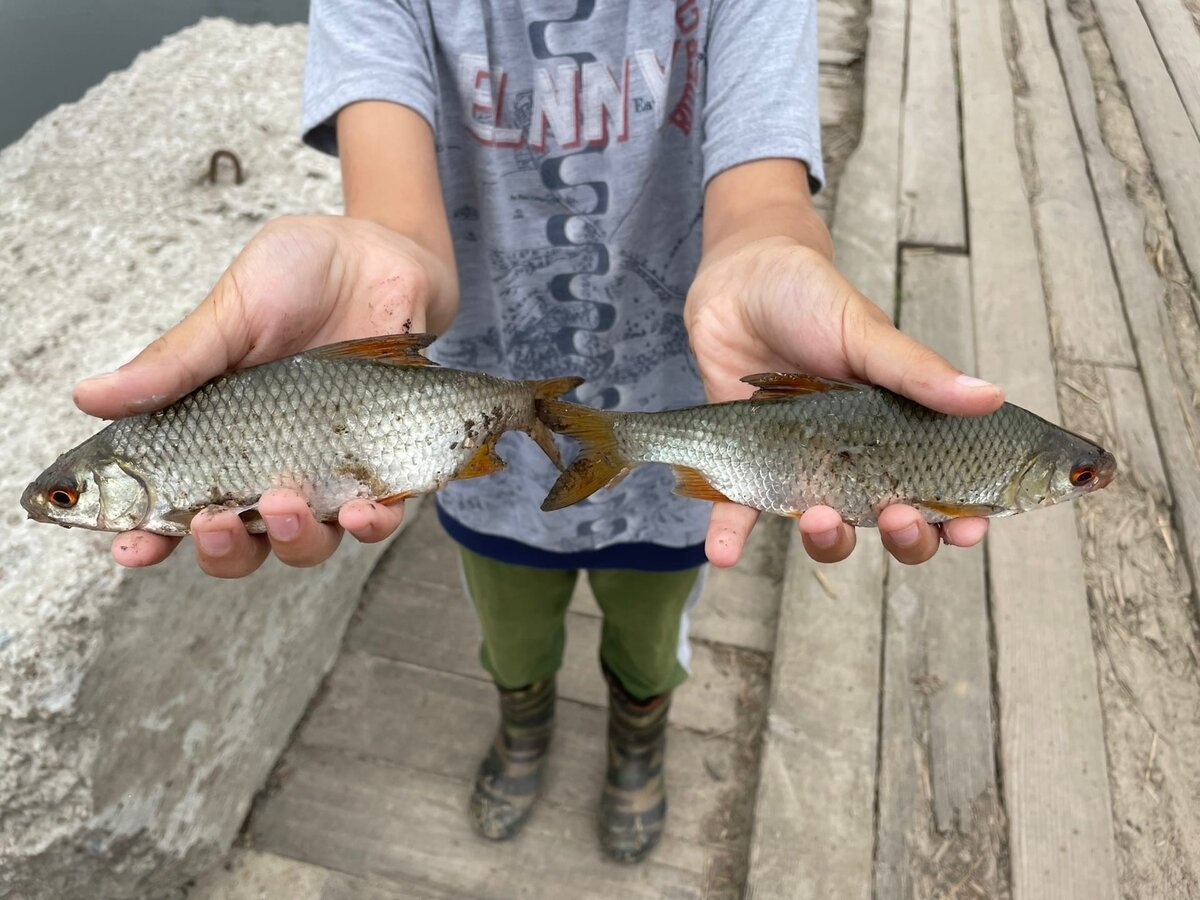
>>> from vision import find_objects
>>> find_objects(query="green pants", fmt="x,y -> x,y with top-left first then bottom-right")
458,547 -> 701,700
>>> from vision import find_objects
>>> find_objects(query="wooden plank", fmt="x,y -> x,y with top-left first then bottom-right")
746,545 -> 886,900
252,744 -> 703,899
830,0 -> 907,315
1135,0 -> 1200,138
899,0 -> 967,248
1092,0 -> 1200,302
1007,0 -> 1136,366
819,0 -> 866,66
188,850 -> 425,900
896,250 -> 998,838
956,0 -> 1119,896
294,651 -> 743,874
872,584 -> 922,900
351,518 -> 745,735
748,0 -> 905,895
1048,0 -> 1200,602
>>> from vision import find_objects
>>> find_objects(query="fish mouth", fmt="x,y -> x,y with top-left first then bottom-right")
20,481 -> 52,523
1091,451 -> 1117,491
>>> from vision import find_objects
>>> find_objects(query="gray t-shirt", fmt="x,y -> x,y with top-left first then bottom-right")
302,0 -> 823,560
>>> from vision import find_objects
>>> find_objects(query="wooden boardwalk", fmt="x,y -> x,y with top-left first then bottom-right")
192,0 -> 1200,897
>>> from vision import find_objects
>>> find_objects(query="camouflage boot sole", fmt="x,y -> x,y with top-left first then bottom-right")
469,676 -> 556,840
599,664 -> 671,864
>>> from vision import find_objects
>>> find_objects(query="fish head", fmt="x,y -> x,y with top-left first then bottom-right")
1008,429 -> 1116,512
22,454 -> 151,532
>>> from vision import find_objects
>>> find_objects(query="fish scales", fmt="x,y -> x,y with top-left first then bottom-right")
22,334 -> 581,535
537,376 -> 1115,523
611,392 -> 1051,524
104,357 -> 532,522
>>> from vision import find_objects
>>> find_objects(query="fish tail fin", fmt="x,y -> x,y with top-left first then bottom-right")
535,400 -> 632,511
523,376 -> 585,470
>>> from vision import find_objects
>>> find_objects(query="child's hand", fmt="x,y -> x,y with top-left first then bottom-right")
685,236 -> 1004,568
73,215 -> 453,576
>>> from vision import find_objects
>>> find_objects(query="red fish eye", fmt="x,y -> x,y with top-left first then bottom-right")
1070,466 -> 1095,487
48,487 -> 79,508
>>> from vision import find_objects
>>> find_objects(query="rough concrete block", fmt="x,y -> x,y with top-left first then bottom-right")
0,20 -> 400,899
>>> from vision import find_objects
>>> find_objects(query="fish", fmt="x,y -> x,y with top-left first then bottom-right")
537,372 -> 1116,523
22,334 -> 582,534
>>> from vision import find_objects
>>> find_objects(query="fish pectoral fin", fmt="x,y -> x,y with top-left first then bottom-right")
670,465 -> 731,504
914,500 -> 1007,520
741,372 -> 863,399
309,333 -> 439,366
454,438 -> 507,480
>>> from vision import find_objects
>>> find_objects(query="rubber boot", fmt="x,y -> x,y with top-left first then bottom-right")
599,664 -> 671,863
469,677 -> 555,840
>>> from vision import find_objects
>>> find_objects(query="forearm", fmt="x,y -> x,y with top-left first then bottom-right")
700,159 -> 833,262
337,100 -> 459,331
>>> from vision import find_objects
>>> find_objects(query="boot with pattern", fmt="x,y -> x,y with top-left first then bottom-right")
599,664 -> 671,863
469,676 -> 555,840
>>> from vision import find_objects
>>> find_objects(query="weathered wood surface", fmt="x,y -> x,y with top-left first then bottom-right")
290,652 -> 738,873
254,745 -> 703,898
348,501 -> 742,735
1009,0 -> 1136,366
1092,0 -> 1200,305
1048,0 -> 1200,605
957,0 -> 1119,896
872,584 -> 922,900
899,0 -> 966,248
1135,0 -> 1200,138
745,544 -> 886,900
191,850 -> 416,900
830,0 -> 907,313
748,1 -> 906,895
895,250 -> 998,839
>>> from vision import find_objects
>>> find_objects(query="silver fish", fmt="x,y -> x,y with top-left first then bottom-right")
23,334 -> 581,534
538,372 -> 1115,523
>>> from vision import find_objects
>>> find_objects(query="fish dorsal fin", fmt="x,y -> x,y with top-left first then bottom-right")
309,333 -> 439,366
741,372 -> 862,399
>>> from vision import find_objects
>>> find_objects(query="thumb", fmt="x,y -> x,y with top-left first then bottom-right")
73,275 -> 250,419
853,307 -> 1004,416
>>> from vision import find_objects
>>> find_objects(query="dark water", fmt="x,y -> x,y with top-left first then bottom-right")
0,0 -> 308,149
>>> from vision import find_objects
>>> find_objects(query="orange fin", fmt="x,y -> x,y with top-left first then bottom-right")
376,491 -> 413,506
309,333 -> 438,366
670,465 -> 731,503
741,372 -> 862,399
916,500 -> 1006,519
454,438 -> 507,480
524,376 -> 585,470
536,400 -> 631,511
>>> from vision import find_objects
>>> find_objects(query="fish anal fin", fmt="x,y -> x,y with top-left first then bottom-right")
916,500 -> 1006,520
376,491 -> 414,506
741,372 -> 862,399
310,333 -> 438,366
670,465 -> 731,503
454,438 -> 507,480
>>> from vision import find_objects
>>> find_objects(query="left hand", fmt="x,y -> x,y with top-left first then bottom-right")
685,235 -> 1004,568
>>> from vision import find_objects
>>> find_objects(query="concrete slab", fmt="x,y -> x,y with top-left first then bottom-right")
0,19 -> 401,899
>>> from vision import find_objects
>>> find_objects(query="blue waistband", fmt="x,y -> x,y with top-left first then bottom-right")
435,502 -> 707,572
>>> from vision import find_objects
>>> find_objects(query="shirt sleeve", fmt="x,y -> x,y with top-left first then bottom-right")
702,0 -> 824,192
301,0 -> 436,156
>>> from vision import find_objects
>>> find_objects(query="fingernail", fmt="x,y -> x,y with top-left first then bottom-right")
956,374 -> 994,389
195,530 -> 232,557
809,528 -> 840,549
264,514 -> 301,541
891,523 -> 920,547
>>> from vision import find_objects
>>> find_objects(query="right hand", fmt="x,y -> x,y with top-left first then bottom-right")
74,215 -> 455,576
